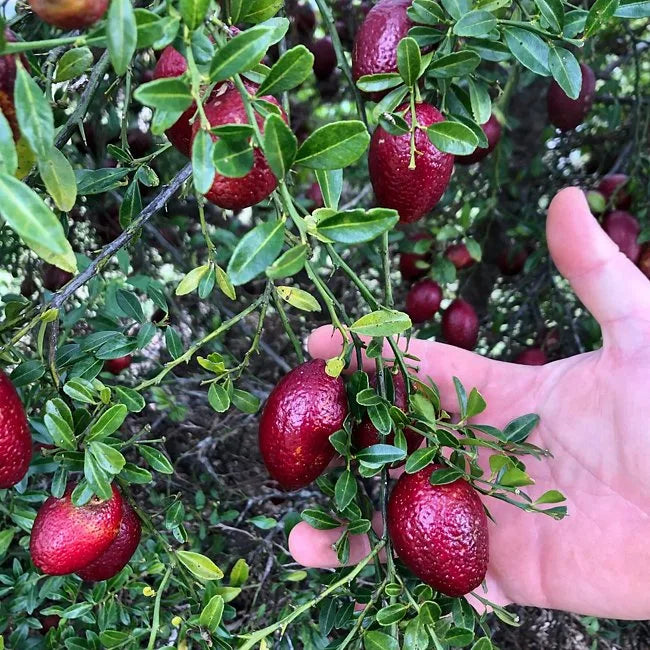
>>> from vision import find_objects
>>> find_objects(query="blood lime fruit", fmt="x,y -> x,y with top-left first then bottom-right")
547,63 -> 595,131
405,279 -> 443,324
603,210 -> 641,263
0,370 -> 32,489
442,299 -> 479,350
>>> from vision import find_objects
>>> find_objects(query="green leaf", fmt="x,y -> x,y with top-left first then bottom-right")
441,0 -> 471,19
503,27 -> 550,76
114,386 -> 146,412
334,470 -> 357,510
350,309 -> 411,337
356,444 -> 406,464
445,627 -> 475,646
230,558 -> 250,586
376,604 -> 409,626
301,508 -> 341,530
563,9 -> 588,36
471,639 -> 494,650
75,168 -> 130,195
234,0 -> 284,23
0,173 -> 77,272
116,289 -> 145,323
54,47 -> 93,82
210,21 -> 289,82
453,11 -> 497,37
231,389 -> 261,413
535,489 -> 566,504
263,113 -> 297,180
585,0 -> 619,36
356,72 -> 404,93
266,244 -> 307,279
257,44 -> 314,95
429,466 -> 463,484
212,137 -> 254,178
614,0 -> 650,16
503,413 -> 540,443
139,445 -> 174,474
0,529 -> 14,558
199,594 -> 224,632
192,130 -> 216,194
10,360 -> 45,387
315,169 -> 342,210
208,383 -> 230,412
276,286 -> 321,312
427,121 -> 478,155
107,0 -> 137,76
295,120 -> 370,169
0,112 -> 17,175
99,631 -> 130,648
428,51 -> 481,78
176,264 -> 211,296
364,630 -> 400,650
179,0 -> 210,29
405,446 -> 437,473
63,378 -> 97,404
408,0 -> 445,24
227,219 -> 285,285
165,326 -> 183,359
500,466 -> 535,487
533,0 -> 564,32
84,452 -> 112,500
89,441 -> 126,475
133,78 -> 194,112
215,265 -> 236,299
468,78 -> 491,125
548,46 -> 582,100
87,405 -> 128,442
397,37 -> 421,86
14,64 -> 54,159
176,551 -> 224,580
120,463 -> 153,484
44,412 -> 76,451
317,208 -> 399,244
466,387 -> 486,418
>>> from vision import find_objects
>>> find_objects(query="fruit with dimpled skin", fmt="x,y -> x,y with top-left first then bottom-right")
0,370 -> 32,488
193,88 -> 286,210
30,484 -> 123,575
387,465 -> 489,597
514,348 -> 547,365
456,114 -> 502,165
259,360 -> 348,490
405,279 -> 442,324
42,263 -> 73,292
603,210 -> 641,263
638,244 -> 650,279
0,30 -> 28,140
352,0 -> 414,101
547,63 -> 595,131
104,356 -> 133,375
368,102 -> 453,223
76,501 -> 141,581
29,0 -> 108,29
442,299 -> 479,350
598,174 -> 632,210
445,243 -> 474,270
400,233 -> 432,280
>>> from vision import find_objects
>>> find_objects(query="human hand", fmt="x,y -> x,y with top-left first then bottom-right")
288,187 -> 650,620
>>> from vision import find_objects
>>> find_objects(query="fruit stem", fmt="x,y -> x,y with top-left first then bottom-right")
146,565 -> 173,650
197,198 -> 217,257
238,541 -> 386,650
2,36 -> 80,53
381,231 -> 394,308
337,577 -> 389,649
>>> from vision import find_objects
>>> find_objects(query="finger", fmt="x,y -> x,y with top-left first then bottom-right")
309,325 -> 537,424
547,187 -> 650,345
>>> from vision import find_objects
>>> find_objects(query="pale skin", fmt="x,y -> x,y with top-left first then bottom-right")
288,187 -> 650,620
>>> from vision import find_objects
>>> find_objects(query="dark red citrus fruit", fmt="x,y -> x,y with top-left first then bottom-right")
400,233 -> 433,280
497,247 -> 528,276
368,102 -> 453,223
29,0 -> 109,29
0,370 -> 32,488
598,174 -> 632,210
445,243 -> 475,270
547,63 -> 595,131
42,263 -> 73,292
603,210 -> 641,263
442,299 -> 479,350
456,114 -> 502,165
293,1 -> 316,36
127,129 -> 153,158
76,500 -> 141,581
30,484 -> 123,575
405,279 -> 442,324
387,465 -> 489,597
259,359 -> 348,490
514,348 -> 547,365
104,356 -> 133,375
310,37 -> 337,80
638,244 -> 650,279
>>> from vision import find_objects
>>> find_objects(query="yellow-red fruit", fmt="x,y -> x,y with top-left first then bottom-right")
259,360 -> 348,490
30,484 -> 122,575
0,370 -> 32,488
29,0 -> 109,29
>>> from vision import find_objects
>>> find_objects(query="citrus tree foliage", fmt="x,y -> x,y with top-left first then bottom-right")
0,0 -> 648,648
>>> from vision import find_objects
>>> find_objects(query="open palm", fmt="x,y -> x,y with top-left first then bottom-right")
289,188 -> 650,620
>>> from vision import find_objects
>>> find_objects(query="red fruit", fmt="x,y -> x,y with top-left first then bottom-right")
306,181 -> 324,208
76,501 -> 141,581
405,279 -> 442,324
0,370 -> 32,488
352,373 -> 421,457
29,0 -> 109,29
0,30 -> 27,140
127,129 -> 153,158
195,88 -> 285,210
310,37 -> 338,81
442,299 -> 479,350
293,1 -> 316,36
400,233 -> 432,280
30,484 -> 123,575
638,244 -> 650,279
598,174 -> 632,210
42,263 -> 73,292
602,211 -> 641,263
259,359 -> 348,490
497,247 -> 528,276
39,615 -> 61,633
369,102 -> 454,223
387,465 -> 489,597
104,356 -> 132,375
352,0 -> 414,100
547,63 -> 596,131
456,114 -> 502,165
445,243 -> 474,270
514,348 -> 547,365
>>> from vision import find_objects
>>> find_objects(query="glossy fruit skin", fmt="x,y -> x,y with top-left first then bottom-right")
195,88 -> 285,210
400,233 -> 432,280
387,465 -> 489,597
547,63 -> 596,131
30,484 -> 123,575
0,370 -> 32,488
307,181 -> 324,208
638,244 -> 650,279
598,174 -> 632,210
29,0 -> 108,28
456,114 -> 502,165
76,501 -> 141,581
310,37 -> 337,81
42,263 -> 73,292
259,359 -> 348,490
514,348 -> 547,365
497,247 -> 528,276
352,373 -> 421,457
603,210 -> 641,263
405,279 -> 442,324
442,299 -> 479,350
352,0 -> 413,101
104,356 -> 132,375
0,30 -> 27,140
445,243 -> 474,270
369,103 -> 453,223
